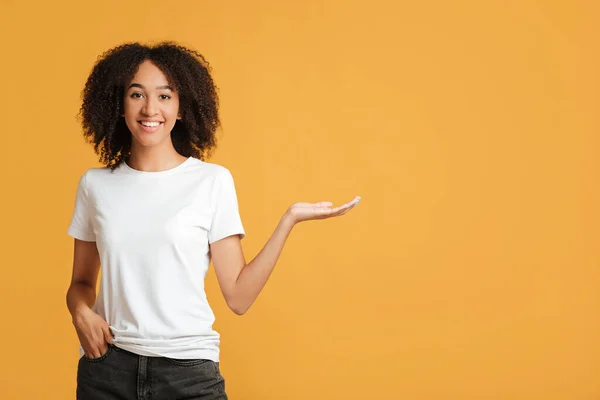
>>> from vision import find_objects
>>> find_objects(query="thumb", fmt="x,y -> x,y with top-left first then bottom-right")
103,325 -> 115,344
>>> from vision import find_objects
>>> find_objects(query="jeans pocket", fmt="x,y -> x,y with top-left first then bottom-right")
165,357 -> 212,367
81,343 -> 113,363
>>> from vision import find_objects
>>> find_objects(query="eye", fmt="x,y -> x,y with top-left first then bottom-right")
159,94 -> 171,100
130,92 -> 143,98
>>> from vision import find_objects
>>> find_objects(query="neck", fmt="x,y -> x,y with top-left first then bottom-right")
126,147 -> 188,172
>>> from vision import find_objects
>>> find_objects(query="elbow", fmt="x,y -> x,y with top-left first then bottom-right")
226,298 -> 249,316
228,303 -> 248,316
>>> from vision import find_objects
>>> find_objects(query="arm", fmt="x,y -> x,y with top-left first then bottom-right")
66,238 -> 114,358
66,239 -> 101,319
210,196 -> 361,315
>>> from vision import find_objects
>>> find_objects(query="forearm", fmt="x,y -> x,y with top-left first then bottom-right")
66,283 -> 96,321
230,211 -> 296,314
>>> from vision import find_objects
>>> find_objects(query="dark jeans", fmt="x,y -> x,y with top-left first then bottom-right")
77,344 -> 227,400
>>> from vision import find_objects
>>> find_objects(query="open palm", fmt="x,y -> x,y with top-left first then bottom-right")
288,196 -> 361,223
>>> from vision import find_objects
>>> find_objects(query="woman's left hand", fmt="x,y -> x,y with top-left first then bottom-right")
286,196 -> 361,224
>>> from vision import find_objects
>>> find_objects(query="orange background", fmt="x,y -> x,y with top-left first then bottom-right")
0,1 -> 598,399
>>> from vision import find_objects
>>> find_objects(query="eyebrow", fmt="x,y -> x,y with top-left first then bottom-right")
128,83 -> 173,91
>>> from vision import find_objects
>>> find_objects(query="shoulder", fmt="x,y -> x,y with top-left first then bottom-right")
81,165 -> 116,183
73,167 -> 104,184
188,158 -> 235,181
74,165 -> 124,195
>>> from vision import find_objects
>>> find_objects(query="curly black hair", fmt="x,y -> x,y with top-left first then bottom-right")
78,41 -> 220,171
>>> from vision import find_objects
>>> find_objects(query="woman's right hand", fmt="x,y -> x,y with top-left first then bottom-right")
72,307 -> 115,359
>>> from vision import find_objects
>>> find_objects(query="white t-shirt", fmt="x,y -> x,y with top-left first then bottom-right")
67,156 -> 245,361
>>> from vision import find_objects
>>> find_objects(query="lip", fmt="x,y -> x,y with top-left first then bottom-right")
138,121 -> 164,133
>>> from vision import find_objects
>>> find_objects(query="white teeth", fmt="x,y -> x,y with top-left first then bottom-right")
141,121 -> 161,127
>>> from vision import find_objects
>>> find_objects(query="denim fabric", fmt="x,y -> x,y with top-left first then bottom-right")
77,344 -> 227,400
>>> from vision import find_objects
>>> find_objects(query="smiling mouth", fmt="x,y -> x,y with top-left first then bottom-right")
138,121 -> 164,132
139,120 -> 164,126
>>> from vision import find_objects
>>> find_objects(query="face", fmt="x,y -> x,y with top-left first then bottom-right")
123,60 -> 181,150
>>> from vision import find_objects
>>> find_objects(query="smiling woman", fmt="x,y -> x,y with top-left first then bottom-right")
78,42 -> 220,171
123,61 -> 183,153
67,41 -> 360,400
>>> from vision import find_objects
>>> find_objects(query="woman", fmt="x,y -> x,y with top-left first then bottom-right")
66,41 -> 360,399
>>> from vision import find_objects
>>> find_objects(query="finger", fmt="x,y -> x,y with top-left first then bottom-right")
93,343 -> 107,359
340,197 -> 361,210
313,207 -> 334,216
345,199 -> 361,211
297,202 -> 332,208
347,196 -> 361,207
90,347 -> 100,359
333,208 -> 351,217
332,202 -> 357,216
81,343 -> 91,358
323,199 -> 357,208
336,206 -> 351,215
331,204 -> 351,213
103,326 -> 115,344
343,196 -> 360,206
338,206 -> 353,216
316,202 -> 333,207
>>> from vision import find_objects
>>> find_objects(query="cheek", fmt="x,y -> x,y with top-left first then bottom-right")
122,100 -> 137,117
167,101 -> 180,119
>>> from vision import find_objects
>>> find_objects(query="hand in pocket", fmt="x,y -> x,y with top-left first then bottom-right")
73,307 -> 115,359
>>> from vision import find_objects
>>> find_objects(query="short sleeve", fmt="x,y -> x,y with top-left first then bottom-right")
208,168 -> 246,244
67,171 -> 96,242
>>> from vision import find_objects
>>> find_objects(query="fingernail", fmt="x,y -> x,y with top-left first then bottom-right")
111,338 -> 116,343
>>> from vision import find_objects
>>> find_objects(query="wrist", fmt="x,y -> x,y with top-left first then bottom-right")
72,305 -> 92,323
282,209 -> 297,228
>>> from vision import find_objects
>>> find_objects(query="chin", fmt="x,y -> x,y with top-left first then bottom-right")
132,134 -> 168,147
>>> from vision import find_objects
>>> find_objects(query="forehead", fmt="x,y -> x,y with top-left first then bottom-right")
129,60 -> 170,85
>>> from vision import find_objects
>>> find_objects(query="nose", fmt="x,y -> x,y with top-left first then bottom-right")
141,97 -> 158,116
